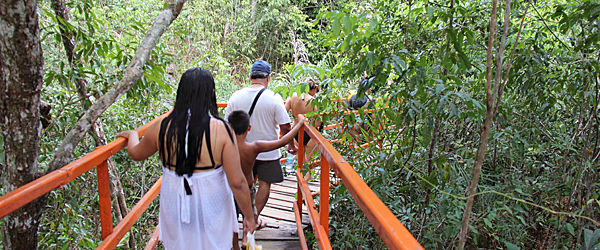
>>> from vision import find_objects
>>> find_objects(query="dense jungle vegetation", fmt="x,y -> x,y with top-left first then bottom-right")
0,0 -> 599,249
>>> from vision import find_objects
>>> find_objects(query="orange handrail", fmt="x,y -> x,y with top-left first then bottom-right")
1,101 -> 419,250
0,112 -> 169,219
0,111 -> 169,249
296,116 -> 424,250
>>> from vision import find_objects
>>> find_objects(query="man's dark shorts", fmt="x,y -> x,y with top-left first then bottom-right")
235,184 -> 257,220
293,123 -> 325,146
253,159 -> 284,183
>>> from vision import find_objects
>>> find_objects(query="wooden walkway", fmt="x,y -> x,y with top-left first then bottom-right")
237,174 -> 320,249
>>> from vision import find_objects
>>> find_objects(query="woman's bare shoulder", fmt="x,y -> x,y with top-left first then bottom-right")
210,117 -> 234,138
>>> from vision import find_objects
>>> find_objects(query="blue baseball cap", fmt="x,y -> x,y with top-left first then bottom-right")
252,60 -> 271,74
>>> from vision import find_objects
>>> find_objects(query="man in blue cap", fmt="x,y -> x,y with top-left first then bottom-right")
225,60 -> 294,239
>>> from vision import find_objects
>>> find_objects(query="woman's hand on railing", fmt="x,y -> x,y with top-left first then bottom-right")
115,130 -> 137,140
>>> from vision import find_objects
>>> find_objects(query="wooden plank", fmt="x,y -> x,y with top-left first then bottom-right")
271,188 -> 297,197
271,184 -> 300,194
238,240 -> 302,250
276,180 -> 319,192
238,215 -> 298,230
236,227 -> 298,241
265,201 -> 308,215
260,206 -> 309,225
267,197 -> 302,209
267,192 -> 296,203
283,175 -> 321,186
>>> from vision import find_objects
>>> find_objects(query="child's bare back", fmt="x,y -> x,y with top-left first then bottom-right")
228,110 -> 304,185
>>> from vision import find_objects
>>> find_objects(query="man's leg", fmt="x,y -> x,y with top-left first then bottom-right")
255,179 -> 271,216
304,139 -> 318,163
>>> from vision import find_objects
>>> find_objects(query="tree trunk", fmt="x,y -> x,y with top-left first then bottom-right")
457,0 -> 511,248
0,1 -> 186,249
0,0 -> 45,249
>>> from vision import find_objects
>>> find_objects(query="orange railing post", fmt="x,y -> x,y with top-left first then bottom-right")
297,125 -> 305,218
297,163 -> 332,250
298,126 -> 305,171
97,159 -> 113,239
97,177 -> 162,250
320,155 -> 330,234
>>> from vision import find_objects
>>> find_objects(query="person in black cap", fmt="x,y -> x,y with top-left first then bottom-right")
224,60 -> 295,241
347,76 -> 377,138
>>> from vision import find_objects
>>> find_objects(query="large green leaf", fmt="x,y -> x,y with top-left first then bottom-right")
332,17 -> 341,36
505,241 -> 520,250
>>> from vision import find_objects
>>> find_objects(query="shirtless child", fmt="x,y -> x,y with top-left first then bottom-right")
228,110 -> 304,250
285,78 -> 322,163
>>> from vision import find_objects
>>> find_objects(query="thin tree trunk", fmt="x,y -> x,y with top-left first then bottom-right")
0,1 -> 45,249
46,0 -> 187,173
458,0 -> 511,248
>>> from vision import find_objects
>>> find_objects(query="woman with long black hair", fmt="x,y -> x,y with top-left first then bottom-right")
116,68 -> 256,249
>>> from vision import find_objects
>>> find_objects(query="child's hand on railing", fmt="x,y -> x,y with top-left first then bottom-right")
298,117 -> 306,124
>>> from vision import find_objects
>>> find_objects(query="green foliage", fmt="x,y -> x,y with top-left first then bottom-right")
29,0 -> 600,248
305,0 -> 600,249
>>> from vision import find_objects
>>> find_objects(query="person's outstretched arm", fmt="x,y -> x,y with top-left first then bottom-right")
256,118 -> 305,153
220,122 -> 257,235
115,119 -> 160,161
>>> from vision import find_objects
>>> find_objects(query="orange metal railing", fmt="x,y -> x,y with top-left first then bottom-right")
0,100 -> 420,250
293,113 -> 423,250
0,111 -> 169,249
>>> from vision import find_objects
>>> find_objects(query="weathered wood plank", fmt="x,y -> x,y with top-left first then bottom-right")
235,227 -> 298,241
238,214 -> 300,231
267,192 -> 296,203
238,240 -> 303,250
265,200 -> 308,215
276,179 -> 319,192
260,206 -> 309,225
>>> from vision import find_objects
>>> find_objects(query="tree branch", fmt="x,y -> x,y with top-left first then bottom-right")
531,3 -> 572,52
494,0 -> 531,117
491,0 -> 511,110
46,0 -> 187,173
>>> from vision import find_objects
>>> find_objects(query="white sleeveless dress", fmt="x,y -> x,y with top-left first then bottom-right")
158,167 -> 238,249
158,115 -> 238,249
